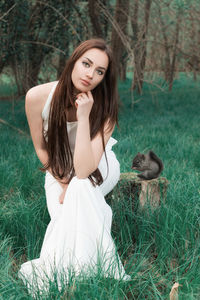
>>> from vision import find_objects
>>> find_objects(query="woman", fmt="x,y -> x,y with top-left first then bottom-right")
18,38 -> 130,294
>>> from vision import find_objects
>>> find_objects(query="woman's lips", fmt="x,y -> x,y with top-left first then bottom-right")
81,79 -> 90,86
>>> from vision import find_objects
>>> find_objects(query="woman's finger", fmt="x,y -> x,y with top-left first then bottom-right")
87,90 -> 93,99
86,92 -> 94,105
77,93 -> 86,99
75,99 -> 80,108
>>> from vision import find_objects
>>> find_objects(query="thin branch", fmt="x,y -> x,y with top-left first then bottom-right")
143,78 -> 167,91
36,1 -> 81,41
0,118 -> 30,137
0,3 -> 17,21
19,40 -> 66,55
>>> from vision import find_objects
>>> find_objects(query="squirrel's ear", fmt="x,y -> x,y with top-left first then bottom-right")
149,150 -> 155,156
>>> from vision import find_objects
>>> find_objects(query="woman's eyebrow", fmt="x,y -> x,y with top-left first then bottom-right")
83,57 -> 106,70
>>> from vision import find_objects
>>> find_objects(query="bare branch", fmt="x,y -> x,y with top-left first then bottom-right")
0,3 -> 16,21
0,118 -> 30,137
36,1 -> 81,41
19,40 -> 66,55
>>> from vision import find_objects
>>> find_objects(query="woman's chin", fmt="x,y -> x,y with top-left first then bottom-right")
77,86 -> 91,93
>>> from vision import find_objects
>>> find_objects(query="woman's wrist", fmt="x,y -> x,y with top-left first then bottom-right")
77,116 -> 90,124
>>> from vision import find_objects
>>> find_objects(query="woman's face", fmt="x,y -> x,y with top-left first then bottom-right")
71,48 -> 109,92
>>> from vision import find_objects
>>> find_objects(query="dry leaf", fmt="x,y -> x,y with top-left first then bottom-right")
169,282 -> 179,300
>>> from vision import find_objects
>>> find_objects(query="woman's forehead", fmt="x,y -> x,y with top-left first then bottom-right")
80,48 -> 109,69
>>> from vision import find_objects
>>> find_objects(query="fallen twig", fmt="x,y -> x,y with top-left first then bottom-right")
0,118 -> 29,137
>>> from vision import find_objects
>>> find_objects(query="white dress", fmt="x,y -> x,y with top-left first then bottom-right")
18,83 -> 130,295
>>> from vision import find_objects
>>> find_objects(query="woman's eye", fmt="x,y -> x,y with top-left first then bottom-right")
97,70 -> 104,76
82,61 -> 90,68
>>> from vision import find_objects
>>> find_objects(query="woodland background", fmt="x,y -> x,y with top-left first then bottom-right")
1,0 -> 200,96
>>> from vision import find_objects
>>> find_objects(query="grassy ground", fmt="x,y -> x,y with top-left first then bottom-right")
0,74 -> 199,299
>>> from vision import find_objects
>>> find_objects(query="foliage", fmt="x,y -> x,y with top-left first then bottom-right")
1,1 -> 200,96
0,0 -> 86,93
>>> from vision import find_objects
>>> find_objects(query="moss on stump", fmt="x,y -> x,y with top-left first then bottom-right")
119,172 -> 169,208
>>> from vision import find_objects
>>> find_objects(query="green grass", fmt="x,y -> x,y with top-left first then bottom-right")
0,74 -> 200,299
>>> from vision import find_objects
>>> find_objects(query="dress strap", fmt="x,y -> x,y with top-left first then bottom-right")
42,82 -> 58,120
105,137 -> 118,151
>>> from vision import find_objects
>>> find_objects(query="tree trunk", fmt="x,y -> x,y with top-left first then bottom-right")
168,13 -> 181,91
88,0 -> 103,37
157,3 -> 171,83
57,53 -> 68,79
0,61 -> 6,75
111,0 -> 130,79
8,0 -> 73,94
101,0 -> 109,38
119,60 -> 127,81
131,0 -> 152,94
139,0 -> 152,89
10,59 -> 24,96
10,50 -> 44,95
131,0 -> 140,92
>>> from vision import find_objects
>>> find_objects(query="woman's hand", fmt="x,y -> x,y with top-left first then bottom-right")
75,91 -> 94,121
59,184 -> 68,204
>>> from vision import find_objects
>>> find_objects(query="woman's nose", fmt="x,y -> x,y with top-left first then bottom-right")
86,68 -> 94,79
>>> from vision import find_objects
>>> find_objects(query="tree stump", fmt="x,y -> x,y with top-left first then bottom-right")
119,172 -> 169,209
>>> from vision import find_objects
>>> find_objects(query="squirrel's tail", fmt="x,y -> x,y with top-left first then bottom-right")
149,150 -> 164,173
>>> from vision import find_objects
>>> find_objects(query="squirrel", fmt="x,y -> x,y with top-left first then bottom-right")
131,150 -> 164,180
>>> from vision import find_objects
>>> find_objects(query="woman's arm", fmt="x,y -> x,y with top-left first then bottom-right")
25,83 -> 67,192
25,86 -> 49,167
73,91 -> 114,179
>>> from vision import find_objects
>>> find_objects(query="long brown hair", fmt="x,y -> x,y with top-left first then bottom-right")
42,38 -> 119,185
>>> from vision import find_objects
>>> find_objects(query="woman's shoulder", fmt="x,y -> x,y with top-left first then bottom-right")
26,81 -> 58,103
25,81 -> 58,113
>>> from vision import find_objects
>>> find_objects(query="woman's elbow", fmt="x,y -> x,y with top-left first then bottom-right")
75,173 -> 88,180
75,169 -> 92,179
74,165 -> 97,180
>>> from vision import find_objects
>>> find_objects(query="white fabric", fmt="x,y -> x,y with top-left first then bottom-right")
18,84 -> 130,295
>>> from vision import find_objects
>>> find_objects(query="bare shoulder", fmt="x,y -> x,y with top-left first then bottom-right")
25,81 -> 58,113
